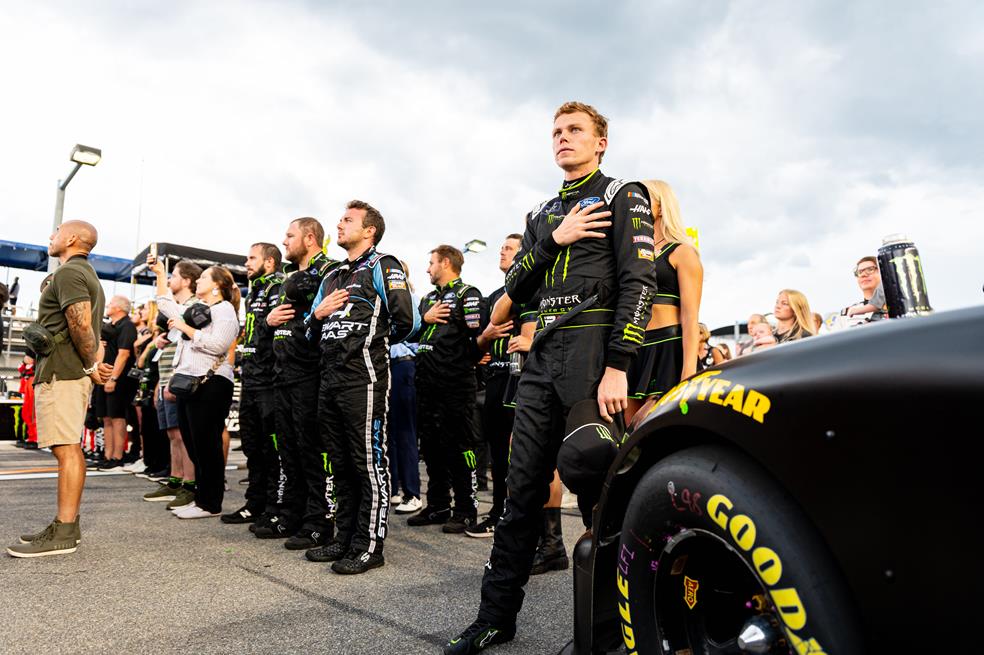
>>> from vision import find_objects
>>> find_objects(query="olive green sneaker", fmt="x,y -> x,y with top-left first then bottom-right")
166,488 -> 195,510
143,484 -> 179,502
7,519 -> 81,558
19,516 -> 81,545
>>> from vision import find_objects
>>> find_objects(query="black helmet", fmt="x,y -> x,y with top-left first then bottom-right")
281,269 -> 321,312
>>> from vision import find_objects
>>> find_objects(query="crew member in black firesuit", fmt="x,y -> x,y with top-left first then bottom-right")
407,245 -> 485,534
222,242 -> 285,526
466,233 -> 527,538
445,102 -> 656,653
258,218 -> 338,548
303,200 -> 419,574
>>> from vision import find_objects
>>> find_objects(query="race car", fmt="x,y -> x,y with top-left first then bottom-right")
560,304 -> 984,654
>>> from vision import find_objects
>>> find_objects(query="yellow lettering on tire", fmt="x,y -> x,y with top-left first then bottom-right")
707,494 -> 733,530
729,514 -> 756,551
770,587 -> 808,630
722,384 -> 745,411
752,546 -> 783,586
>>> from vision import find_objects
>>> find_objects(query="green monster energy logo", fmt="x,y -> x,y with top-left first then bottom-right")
463,450 -> 477,469
12,405 -> 23,440
322,452 -> 329,472
595,425 -> 614,443
243,313 -> 256,345
422,323 -> 438,342
271,433 -> 278,451
632,216 -> 641,230
521,252 -> 535,272
623,323 -> 645,344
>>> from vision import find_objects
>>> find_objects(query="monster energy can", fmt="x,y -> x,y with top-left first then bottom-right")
877,234 -> 932,318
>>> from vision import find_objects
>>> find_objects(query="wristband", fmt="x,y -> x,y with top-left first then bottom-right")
82,363 -> 97,375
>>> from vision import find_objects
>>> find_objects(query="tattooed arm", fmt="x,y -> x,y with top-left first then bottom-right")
65,301 -> 109,385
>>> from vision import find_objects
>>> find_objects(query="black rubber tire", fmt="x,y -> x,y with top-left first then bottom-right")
616,444 -> 863,655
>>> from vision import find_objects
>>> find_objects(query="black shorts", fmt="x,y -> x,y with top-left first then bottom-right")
93,379 -> 139,419
626,325 -> 683,399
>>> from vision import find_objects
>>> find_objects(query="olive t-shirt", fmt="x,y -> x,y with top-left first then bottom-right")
35,255 -> 105,384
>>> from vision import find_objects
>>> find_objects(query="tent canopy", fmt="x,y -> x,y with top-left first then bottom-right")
0,240 -> 138,283
0,240 -> 249,287
131,243 -> 248,286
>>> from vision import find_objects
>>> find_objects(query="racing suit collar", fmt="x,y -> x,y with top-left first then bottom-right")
345,246 -> 376,267
437,277 -> 462,293
282,250 -> 329,275
559,168 -> 601,200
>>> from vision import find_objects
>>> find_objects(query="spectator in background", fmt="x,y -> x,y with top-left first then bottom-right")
742,321 -> 776,355
696,323 -> 727,370
92,295 -> 139,471
153,259 -> 241,519
716,343 -> 732,361
774,289 -> 816,343
842,256 -> 887,321
812,312 -> 824,333
142,261 -> 202,504
390,260 -> 423,516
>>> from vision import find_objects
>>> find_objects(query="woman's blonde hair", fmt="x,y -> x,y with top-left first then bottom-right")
779,289 -> 816,338
642,180 -> 691,246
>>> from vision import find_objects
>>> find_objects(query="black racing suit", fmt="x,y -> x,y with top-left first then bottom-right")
415,278 -> 485,520
478,169 -> 656,625
482,286 -> 537,522
272,251 -> 338,533
308,247 -> 418,555
239,271 -> 285,517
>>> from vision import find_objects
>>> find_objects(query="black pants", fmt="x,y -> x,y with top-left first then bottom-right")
239,387 -> 282,515
478,328 -> 607,625
482,373 -> 515,521
320,379 -> 391,555
416,378 -> 479,519
140,399 -> 169,472
176,376 -> 234,514
276,381 -> 332,533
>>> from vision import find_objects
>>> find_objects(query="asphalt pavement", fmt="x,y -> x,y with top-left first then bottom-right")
0,442 -> 583,655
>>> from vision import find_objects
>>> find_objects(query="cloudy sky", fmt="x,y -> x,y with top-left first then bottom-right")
2,1 -> 981,327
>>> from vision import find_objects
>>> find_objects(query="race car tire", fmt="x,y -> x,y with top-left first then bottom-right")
615,444 -> 863,655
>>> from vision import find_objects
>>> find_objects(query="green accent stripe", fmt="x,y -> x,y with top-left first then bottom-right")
640,335 -> 683,347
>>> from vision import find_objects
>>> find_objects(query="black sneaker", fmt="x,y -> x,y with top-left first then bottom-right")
221,506 -> 259,524
305,539 -> 349,562
443,514 -> 477,534
85,458 -> 106,469
406,506 -> 451,527
465,516 -> 497,538
443,620 -> 516,654
97,459 -> 124,471
249,512 -> 275,534
24,442 -> 39,450
331,550 -> 384,575
284,528 -> 330,550
254,516 -> 293,539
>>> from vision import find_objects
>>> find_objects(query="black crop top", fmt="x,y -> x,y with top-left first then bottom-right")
652,242 -> 681,306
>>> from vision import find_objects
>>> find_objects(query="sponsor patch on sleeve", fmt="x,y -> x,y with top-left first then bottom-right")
633,235 -> 655,246
637,248 -> 654,261
387,280 -> 407,290
627,190 -> 649,204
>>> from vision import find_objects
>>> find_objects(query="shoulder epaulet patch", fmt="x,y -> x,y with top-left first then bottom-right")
529,198 -> 551,221
456,284 -> 476,299
604,179 -> 627,205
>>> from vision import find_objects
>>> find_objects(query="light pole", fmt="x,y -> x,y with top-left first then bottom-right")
463,239 -> 487,254
50,144 -> 102,271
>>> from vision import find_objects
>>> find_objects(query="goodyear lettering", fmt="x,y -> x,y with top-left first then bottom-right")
704,492 -> 824,650
616,569 -> 637,654
653,371 -> 772,423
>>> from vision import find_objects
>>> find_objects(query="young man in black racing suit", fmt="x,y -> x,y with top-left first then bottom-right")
467,234 -> 527,538
222,243 -> 285,526
408,245 -> 485,534
445,102 -> 656,653
260,218 -> 339,549
303,200 -> 418,575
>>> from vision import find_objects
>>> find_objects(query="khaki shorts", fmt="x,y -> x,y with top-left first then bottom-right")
35,376 -> 93,449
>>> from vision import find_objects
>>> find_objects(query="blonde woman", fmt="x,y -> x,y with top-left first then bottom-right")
774,289 -> 816,343
625,180 -> 703,422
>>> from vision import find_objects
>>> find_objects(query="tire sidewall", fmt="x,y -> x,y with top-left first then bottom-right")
616,444 -> 861,655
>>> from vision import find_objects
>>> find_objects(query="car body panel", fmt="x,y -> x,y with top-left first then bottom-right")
573,305 -> 984,653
